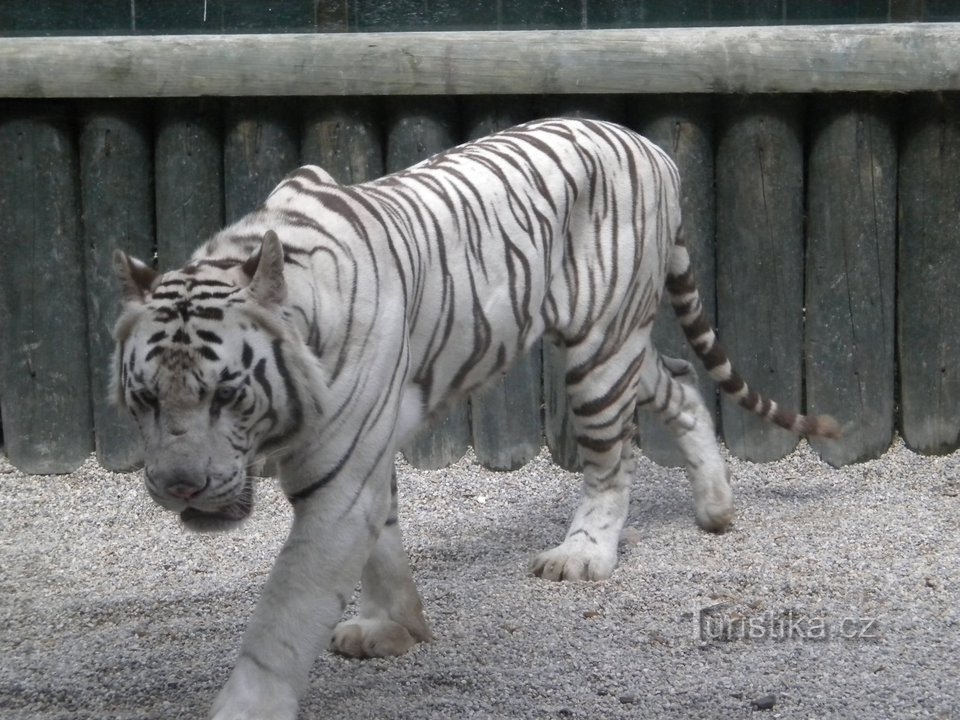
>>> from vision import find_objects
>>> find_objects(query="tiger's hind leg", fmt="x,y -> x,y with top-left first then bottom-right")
645,353 -> 733,532
331,469 -> 433,658
530,337 -> 648,582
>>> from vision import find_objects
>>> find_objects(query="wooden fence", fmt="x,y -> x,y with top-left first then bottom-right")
0,26 -> 958,475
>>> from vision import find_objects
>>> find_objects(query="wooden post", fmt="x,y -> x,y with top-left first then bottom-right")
806,95 -> 897,466
154,99 -> 223,269
631,95 -> 717,467
301,97 -> 383,183
224,98 -> 300,223
898,93 -> 960,454
0,102 -> 93,473
389,96 -> 471,470
462,96 -> 542,471
537,99 -> 626,471
715,95 -> 804,462
79,100 -> 154,470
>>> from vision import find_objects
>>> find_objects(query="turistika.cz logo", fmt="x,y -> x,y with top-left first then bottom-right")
697,603 -> 881,643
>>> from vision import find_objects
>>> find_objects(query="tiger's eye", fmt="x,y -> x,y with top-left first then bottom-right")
214,386 -> 237,404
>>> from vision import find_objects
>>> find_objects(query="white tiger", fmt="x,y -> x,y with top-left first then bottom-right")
112,118 -> 839,719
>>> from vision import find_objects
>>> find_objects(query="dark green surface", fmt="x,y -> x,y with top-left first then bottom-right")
0,102 -> 93,473
2,0 -> 954,35
134,0 -> 317,34
224,98 -> 299,224
630,95 -> 717,468
462,97 -> 543,471
897,93 -> 960,454
806,95 -> 896,466
388,96 -> 471,470
79,101 -> 154,471
715,95 -> 804,462
154,99 -> 223,269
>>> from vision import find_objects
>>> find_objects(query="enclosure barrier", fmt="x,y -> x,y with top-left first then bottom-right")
0,25 -> 958,475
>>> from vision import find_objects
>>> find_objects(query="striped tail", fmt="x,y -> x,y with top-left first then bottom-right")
664,232 -> 841,440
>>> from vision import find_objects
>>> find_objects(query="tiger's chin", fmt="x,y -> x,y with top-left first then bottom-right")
179,481 -> 255,533
179,503 -> 252,532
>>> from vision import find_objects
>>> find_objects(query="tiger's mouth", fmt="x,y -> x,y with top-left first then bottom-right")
179,478 -> 254,532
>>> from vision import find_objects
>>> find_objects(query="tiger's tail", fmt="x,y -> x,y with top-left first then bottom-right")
664,231 -> 841,440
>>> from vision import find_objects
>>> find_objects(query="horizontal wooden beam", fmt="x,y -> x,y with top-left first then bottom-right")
1,24 -> 959,98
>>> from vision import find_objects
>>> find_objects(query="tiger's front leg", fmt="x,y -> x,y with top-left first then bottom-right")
331,468 -> 433,658
208,462 -> 393,720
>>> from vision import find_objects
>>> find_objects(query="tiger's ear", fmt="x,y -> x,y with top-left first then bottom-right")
242,230 -> 286,306
113,250 -> 158,303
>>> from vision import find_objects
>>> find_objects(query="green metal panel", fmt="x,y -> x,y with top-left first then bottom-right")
0,102 -> 93,472
134,0 -> 316,34
898,93 -> 960,454
500,0 -> 584,29
806,95 -> 896,466
715,95 -> 804,462
0,0 -> 132,36
79,100 -> 154,470
352,0 -> 499,30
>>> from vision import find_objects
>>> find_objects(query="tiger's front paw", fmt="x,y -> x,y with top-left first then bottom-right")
529,539 -> 617,582
208,656 -> 299,720
331,617 -> 430,658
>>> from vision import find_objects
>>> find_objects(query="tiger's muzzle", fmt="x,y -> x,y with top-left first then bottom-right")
144,463 -> 254,532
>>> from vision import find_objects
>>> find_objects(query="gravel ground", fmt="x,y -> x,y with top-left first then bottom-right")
1,438 -> 958,720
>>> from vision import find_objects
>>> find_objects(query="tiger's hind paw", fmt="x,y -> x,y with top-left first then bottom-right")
331,618 -> 430,659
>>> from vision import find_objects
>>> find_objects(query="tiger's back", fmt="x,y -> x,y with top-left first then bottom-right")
193,119 -> 681,441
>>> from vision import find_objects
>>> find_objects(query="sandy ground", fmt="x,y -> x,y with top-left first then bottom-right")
1,438 -> 958,719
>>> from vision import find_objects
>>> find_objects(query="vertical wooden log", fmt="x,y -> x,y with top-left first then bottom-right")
301,98 -> 383,183
898,93 -> 960,454
538,100 -> 625,471
0,102 -> 93,473
461,96 -> 542,471
631,95 -> 716,467
806,95 -> 897,466
224,98 -> 300,224
388,97 -> 470,470
715,96 -> 804,462
154,99 -> 223,269
79,101 -> 154,471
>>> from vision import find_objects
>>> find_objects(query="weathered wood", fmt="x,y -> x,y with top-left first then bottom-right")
0,103 -> 93,473
79,101 -> 154,471
462,97 -> 542,471
715,96 -> 804,462
154,99 -> 223,269
390,97 -> 471,470
301,98 -> 383,183
1,25 -> 960,97
806,95 -> 897,466
224,98 -> 300,223
631,95 -> 717,468
898,93 -> 960,455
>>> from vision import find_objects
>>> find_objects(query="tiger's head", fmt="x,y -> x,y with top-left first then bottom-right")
112,231 -> 314,531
